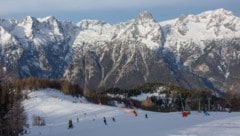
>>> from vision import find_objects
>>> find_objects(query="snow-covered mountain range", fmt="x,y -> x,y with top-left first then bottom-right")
0,9 -> 240,94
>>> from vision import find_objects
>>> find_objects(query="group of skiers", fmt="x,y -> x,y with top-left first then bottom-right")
68,113 -> 149,128
68,116 -> 117,128
103,116 -> 116,125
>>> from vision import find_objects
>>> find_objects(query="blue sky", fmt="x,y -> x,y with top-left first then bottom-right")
0,0 -> 239,24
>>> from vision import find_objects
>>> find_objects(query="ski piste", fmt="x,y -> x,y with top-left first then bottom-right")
23,89 -> 240,136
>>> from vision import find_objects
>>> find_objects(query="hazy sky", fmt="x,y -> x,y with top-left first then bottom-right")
0,0 -> 239,23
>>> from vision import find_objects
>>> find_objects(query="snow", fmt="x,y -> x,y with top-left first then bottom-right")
171,9 -> 240,41
74,19 -> 115,43
225,72 -> 230,79
163,9 -> 240,61
0,26 -> 13,45
159,18 -> 177,40
172,115 -> 240,136
131,93 -> 150,101
22,89 -> 240,136
130,91 -> 167,101
195,63 -> 210,73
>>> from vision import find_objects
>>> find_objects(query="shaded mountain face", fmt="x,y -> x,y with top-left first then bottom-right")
0,9 -> 240,94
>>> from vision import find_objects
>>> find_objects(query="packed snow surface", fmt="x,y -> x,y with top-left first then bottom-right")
23,89 -> 240,136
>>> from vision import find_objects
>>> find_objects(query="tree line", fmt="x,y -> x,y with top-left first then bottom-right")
104,83 -> 240,112
0,77 -> 83,136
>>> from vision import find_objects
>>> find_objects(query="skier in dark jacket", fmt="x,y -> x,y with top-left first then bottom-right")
202,108 -> 210,116
145,113 -> 148,119
103,117 -> 107,125
112,117 -> 116,122
68,120 -> 73,129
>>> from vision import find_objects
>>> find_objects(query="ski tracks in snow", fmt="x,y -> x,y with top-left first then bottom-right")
169,115 -> 240,136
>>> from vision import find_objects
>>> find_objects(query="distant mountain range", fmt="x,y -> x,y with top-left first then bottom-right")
0,9 -> 240,95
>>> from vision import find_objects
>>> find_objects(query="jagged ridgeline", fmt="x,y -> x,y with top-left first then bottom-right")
0,9 -> 240,95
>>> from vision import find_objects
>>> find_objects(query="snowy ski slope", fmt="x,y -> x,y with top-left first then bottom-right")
23,89 -> 240,136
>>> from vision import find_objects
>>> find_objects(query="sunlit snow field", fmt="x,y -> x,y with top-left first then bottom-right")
23,89 -> 240,136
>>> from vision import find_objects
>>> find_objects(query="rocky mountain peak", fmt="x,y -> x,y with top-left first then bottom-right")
40,16 -> 58,23
135,11 -> 155,23
21,16 -> 38,24
200,8 -> 234,17
198,8 -> 237,25
76,20 -> 106,30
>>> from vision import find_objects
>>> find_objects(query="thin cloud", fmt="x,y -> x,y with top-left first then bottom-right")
0,0 -> 238,22
0,0 -> 198,15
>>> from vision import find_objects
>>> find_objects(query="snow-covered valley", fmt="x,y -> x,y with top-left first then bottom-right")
23,89 -> 240,136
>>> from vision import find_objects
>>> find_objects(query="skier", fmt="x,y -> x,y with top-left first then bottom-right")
228,108 -> 232,113
103,117 -> 107,125
68,120 -> 74,129
112,117 -> 116,122
145,113 -> 148,119
133,110 -> 138,116
202,108 -> 210,116
77,118 -> 79,123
